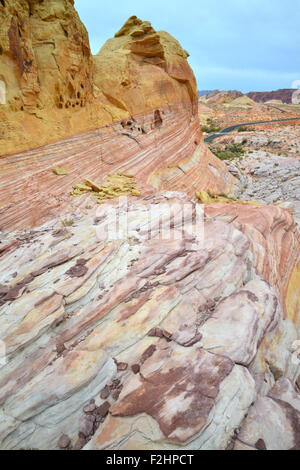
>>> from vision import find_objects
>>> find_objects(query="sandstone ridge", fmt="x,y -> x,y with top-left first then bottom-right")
0,6 -> 237,230
93,16 -> 198,117
0,5 -> 197,155
0,192 -> 299,450
0,2 -> 299,452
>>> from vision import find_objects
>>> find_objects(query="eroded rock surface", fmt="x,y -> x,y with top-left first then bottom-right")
0,192 -> 299,450
0,2 -> 299,453
0,7 -> 237,231
0,103 -> 237,231
1,6 -> 200,157
218,129 -> 300,225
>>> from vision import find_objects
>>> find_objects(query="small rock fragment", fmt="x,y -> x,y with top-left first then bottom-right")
79,415 -> 95,437
56,341 -> 66,355
96,401 -> 110,418
131,364 -> 140,374
116,361 -> 128,371
58,434 -> 71,449
73,436 -> 86,450
140,344 -> 156,364
53,166 -> 69,176
83,402 -> 96,413
148,327 -> 164,338
148,327 -> 172,341
112,389 -> 121,401
255,439 -> 267,450
100,385 -> 110,400
109,378 -> 121,390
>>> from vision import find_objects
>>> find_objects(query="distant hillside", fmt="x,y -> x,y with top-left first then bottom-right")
198,90 -> 215,97
200,89 -> 243,104
247,89 -> 296,104
225,95 -> 256,108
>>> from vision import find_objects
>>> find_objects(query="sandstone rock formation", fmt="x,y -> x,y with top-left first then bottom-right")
0,10 -> 238,231
0,0 -> 103,154
0,0 -> 93,112
0,106 -> 237,231
0,5 -> 197,155
0,4 -> 237,228
0,192 -> 299,450
0,1 -> 299,452
93,16 -> 198,117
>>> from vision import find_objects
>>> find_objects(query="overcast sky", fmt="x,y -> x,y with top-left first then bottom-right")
75,0 -> 300,93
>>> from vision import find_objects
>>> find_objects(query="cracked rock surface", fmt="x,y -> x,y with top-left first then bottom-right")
0,192 -> 299,450
220,127 -> 300,225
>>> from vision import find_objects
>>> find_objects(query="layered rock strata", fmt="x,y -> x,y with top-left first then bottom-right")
0,2 -> 299,452
0,6 -> 237,230
0,193 -> 299,450
0,103 -> 237,232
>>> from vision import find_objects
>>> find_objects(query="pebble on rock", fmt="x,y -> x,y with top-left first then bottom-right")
58,434 -> 71,449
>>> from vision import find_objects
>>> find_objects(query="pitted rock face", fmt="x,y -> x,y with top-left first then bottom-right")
0,4 -> 200,156
0,0 -> 93,112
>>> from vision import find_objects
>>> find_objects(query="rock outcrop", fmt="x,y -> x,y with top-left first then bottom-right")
0,193 -> 299,450
0,10 -> 238,231
0,104 -> 237,231
247,89 -> 296,105
0,7 -> 198,155
0,2 -> 299,452
0,0 -> 101,154
93,16 -> 198,117
0,0 -> 93,113
0,6 -> 237,230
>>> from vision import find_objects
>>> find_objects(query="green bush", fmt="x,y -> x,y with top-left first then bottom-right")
201,118 -> 221,134
210,143 -> 246,161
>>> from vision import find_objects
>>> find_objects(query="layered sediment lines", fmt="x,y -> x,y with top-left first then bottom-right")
0,8 -> 237,231
0,102 -> 236,232
0,3 -> 299,452
205,203 -> 300,326
0,193 -> 299,450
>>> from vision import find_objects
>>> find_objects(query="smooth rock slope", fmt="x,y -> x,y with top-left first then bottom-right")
0,193 -> 299,450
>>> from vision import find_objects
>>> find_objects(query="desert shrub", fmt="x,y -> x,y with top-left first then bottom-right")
201,118 -> 221,134
61,218 -> 74,227
210,143 -> 246,161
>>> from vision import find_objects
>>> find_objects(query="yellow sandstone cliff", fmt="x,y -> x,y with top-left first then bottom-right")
0,4 -> 239,232
0,3 -> 197,155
